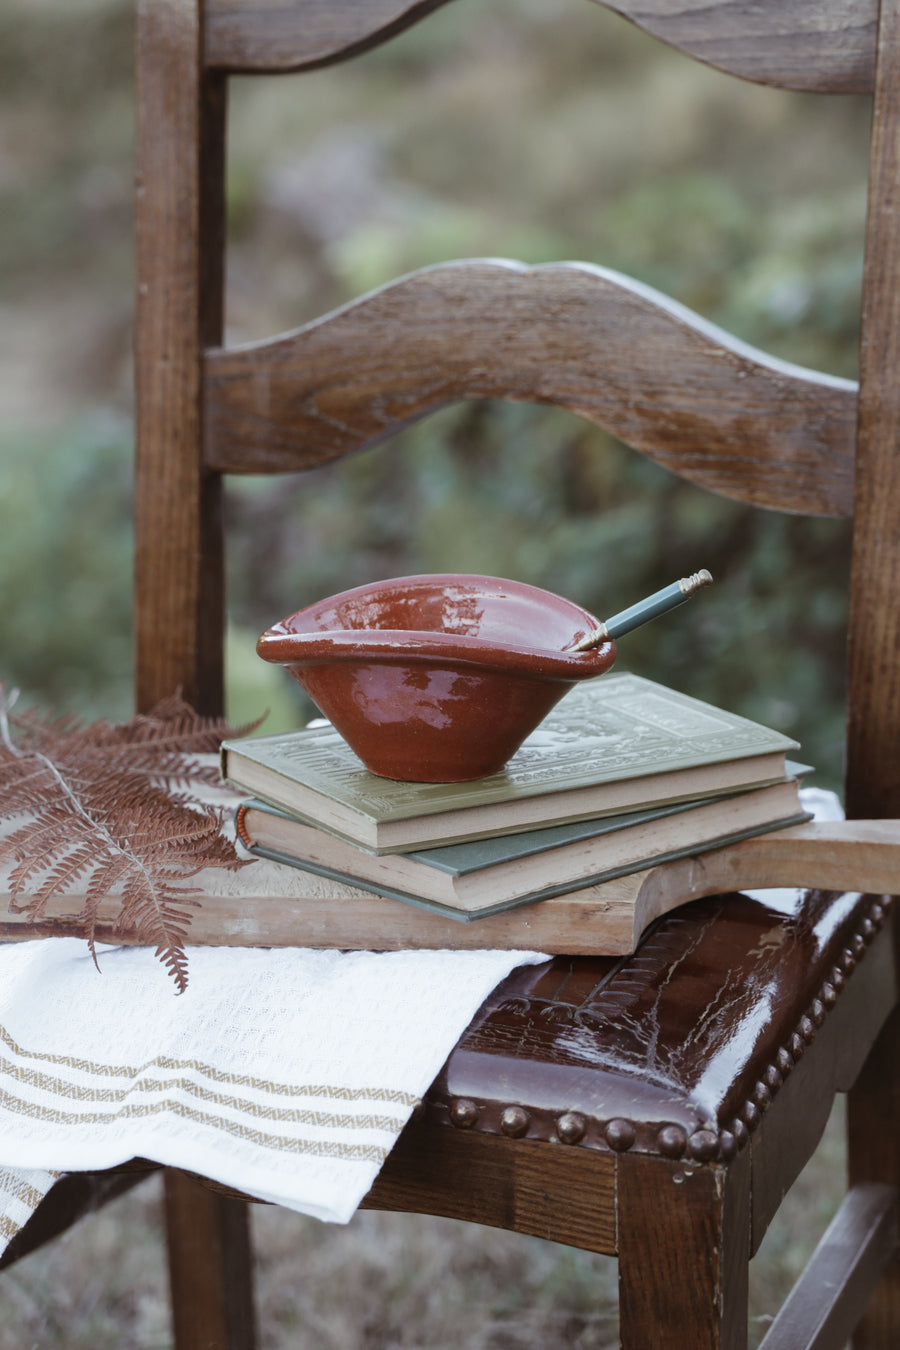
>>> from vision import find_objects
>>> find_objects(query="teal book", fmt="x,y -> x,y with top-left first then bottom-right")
235,776 -> 811,920
221,673 -> 800,854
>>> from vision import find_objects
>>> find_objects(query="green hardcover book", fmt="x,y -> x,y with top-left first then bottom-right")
221,673 -> 799,854
235,777 -> 811,920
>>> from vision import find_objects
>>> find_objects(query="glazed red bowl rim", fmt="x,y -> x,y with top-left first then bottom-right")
256,573 -> 614,681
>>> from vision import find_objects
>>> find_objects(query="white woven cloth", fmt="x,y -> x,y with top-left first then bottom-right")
0,942 -> 548,1255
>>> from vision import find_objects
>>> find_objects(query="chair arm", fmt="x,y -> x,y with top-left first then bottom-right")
632,820 -> 900,933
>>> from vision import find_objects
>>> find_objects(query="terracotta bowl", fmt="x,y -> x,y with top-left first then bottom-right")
257,574 -> 616,781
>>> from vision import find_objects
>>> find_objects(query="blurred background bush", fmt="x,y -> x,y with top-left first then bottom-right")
1,0 -> 870,790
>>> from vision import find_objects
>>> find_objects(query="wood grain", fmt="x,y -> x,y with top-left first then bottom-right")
3,821 -> 897,955
205,0 -> 451,74
603,0 -> 877,94
845,0 -> 900,821
206,260 -> 857,517
363,1124 -> 617,1254
630,820 -> 900,939
617,1148 -> 751,1349
134,2 -> 227,717
164,1169 -> 257,1350
134,10 -> 244,1344
203,0 -> 877,93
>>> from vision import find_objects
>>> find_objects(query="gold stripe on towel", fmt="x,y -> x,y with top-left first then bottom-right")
0,1024 -> 417,1109
0,1086 -> 391,1164
0,1052 -> 405,1133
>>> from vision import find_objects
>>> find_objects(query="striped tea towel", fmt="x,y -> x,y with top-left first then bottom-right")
0,942 -> 548,1256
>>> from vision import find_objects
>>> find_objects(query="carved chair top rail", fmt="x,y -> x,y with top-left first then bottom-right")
205,0 -> 877,93
204,261 -> 857,516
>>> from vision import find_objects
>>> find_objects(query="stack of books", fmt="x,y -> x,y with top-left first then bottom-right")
220,673 -> 811,923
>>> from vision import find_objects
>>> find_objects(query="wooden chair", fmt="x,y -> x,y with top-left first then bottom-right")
7,0 -> 900,1346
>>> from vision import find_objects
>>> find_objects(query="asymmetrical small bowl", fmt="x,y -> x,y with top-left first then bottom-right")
257,573 -> 615,781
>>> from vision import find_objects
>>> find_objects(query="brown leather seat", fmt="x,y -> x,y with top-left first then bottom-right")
421,890 -> 891,1165
365,888 -> 897,1344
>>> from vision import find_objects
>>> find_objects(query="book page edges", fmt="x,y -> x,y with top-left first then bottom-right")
229,749 -> 790,853
243,809 -> 811,919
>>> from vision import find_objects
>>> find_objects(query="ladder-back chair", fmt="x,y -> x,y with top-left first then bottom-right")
13,1 -> 900,1347
138,2 -> 900,1347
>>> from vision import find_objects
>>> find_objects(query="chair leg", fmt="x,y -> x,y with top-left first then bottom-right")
616,1148 -> 751,1350
164,1168 -> 257,1350
848,999 -> 900,1348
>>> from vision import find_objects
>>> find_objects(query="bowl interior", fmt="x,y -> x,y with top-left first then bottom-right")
280,574 -> 596,651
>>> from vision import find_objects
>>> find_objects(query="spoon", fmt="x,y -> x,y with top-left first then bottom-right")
568,569 -> 713,652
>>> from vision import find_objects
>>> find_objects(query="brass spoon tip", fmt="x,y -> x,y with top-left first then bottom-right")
679,569 -> 713,596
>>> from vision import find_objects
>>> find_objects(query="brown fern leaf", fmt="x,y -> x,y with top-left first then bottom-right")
0,688 -> 258,991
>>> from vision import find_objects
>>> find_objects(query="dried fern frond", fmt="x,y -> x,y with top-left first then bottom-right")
0,688 -> 261,992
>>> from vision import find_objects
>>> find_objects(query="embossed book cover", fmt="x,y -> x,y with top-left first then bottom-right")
221,674 -> 799,853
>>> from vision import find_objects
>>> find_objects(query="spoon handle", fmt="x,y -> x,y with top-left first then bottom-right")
569,570 -> 713,652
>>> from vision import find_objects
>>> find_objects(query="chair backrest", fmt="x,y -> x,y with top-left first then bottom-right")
133,0 -> 900,822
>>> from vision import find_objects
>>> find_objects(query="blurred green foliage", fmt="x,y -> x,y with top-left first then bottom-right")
1,0 -> 870,790
0,418 -> 133,721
